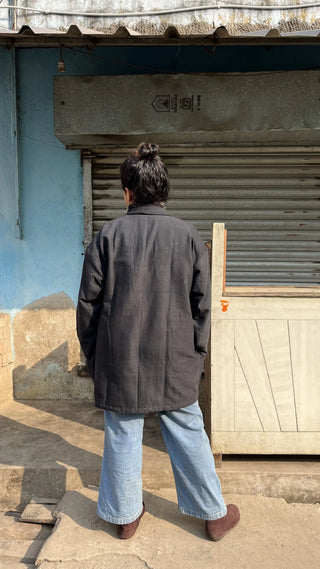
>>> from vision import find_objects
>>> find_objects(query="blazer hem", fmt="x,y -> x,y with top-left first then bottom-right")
95,397 -> 199,414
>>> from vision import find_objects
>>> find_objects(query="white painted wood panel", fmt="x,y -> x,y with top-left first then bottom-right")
235,351 -> 263,432
257,320 -> 297,432
212,432 -> 320,455
211,223 -> 225,299
289,320 -> 320,432
235,320 -> 280,432
212,296 -> 320,321
211,320 -> 235,432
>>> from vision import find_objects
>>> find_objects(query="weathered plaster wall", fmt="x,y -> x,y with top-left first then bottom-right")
10,0 -> 320,34
12,293 -> 93,400
0,6 -> 9,29
54,70 -> 320,142
0,46 -> 84,313
16,49 -> 83,310
0,48 -> 20,313
0,48 -> 19,402
1,46 -> 86,399
0,314 -> 13,402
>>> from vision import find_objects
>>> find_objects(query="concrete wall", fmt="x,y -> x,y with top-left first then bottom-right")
0,48 -> 19,402
0,5 -> 9,29
0,314 -> 13,403
2,43 -> 320,400
0,48 -> 20,313
7,0 -> 320,34
0,46 -> 88,400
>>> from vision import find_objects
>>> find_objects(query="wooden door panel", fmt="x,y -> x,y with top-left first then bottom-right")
211,320 -> 235,432
289,320 -> 320,432
210,223 -> 320,453
235,320 -> 280,432
235,350 -> 263,432
257,320 -> 297,432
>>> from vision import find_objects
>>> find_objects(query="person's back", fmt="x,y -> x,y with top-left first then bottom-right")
79,204 -> 209,413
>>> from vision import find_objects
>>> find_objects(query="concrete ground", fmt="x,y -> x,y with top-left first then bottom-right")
0,399 -> 320,568
0,400 -> 320,511
35,487 -> 320,569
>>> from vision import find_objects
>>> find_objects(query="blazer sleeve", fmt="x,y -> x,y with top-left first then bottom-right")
76,230 -> 106,368
190,246 -> 211,357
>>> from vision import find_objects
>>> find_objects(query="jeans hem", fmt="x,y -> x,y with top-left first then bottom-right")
178,505 -> 227,521
96,505 -> 143,525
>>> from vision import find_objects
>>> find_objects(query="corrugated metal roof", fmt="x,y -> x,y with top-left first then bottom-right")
1,24 -> 320,46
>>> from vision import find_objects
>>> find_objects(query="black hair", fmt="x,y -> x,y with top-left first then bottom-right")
120,142 -> 170,206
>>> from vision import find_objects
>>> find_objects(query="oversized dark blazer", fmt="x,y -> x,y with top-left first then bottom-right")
77,203 -> 211,413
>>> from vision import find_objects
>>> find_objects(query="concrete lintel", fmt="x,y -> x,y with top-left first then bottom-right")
54,71 -> 320,145
62,129 -> 320,149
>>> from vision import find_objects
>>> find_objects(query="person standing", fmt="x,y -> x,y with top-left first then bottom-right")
77,142 -> 240,540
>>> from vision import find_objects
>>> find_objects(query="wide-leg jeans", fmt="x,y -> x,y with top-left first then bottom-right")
97,401 -> 227,524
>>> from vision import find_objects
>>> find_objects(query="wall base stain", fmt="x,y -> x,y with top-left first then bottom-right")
0,313 -> 13,403
12,293 -> 93,401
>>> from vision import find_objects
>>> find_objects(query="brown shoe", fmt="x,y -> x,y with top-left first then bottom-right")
206,504 -> 240,541
117,503 -> 145,539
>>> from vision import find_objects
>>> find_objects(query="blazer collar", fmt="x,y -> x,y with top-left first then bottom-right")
127,204 -> 168,216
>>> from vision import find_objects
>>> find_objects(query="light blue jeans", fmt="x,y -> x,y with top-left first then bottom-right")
97,401 -> 227,524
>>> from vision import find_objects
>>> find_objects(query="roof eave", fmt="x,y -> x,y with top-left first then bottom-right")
1,25 -> 320,48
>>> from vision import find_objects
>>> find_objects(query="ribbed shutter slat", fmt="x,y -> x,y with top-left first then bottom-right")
91,145 -> 320,286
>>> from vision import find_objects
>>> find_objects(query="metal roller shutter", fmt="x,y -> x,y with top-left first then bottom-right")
91,144 -> 320,286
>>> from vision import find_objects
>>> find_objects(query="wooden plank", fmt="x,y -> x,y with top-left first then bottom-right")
211,431 -> 320,454
223,229 -> 227,292
212,296 -> 320,320
224,286 -> 320,297
235,320 -> 280,432
235,351 -> 263,432
257,320 -> 297,432
211,320 -> 235,432
289,320 -> 320,432
211,223 -> 225,300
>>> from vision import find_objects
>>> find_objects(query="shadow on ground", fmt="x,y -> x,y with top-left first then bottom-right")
54,487 -> 207,541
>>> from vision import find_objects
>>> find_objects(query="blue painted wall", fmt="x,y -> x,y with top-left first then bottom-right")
1,47 -> 84,313
0,48 -> 21,312
15,48 -> 83,311
2,43 -> 320,312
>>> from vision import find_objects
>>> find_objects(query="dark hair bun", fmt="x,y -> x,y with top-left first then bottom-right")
137,142 -> 159,161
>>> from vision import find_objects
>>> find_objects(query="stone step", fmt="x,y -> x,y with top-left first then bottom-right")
0,511 -> 52,569
20,503 -> 56,525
